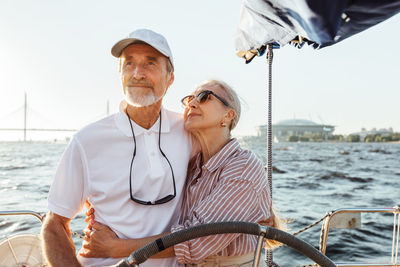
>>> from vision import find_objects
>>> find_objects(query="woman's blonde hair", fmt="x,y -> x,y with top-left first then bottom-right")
197,79 -> 241,131
265,206 -> 288,249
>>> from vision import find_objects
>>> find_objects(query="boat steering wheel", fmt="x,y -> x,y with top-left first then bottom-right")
113,221 -> 336,267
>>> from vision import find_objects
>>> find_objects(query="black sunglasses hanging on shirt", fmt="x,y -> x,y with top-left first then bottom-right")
126,110 -> 176,205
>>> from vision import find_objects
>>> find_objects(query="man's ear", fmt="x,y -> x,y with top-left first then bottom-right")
167,72 -> 175,88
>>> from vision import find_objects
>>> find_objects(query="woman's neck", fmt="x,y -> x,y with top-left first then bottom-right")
194,128 -> 231,164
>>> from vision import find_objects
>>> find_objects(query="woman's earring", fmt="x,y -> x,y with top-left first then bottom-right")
221,121 -> 227,127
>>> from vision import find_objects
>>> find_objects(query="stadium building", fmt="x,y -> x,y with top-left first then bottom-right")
257,119 -> 335,142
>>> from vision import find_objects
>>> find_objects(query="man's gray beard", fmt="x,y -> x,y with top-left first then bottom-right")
124,86 -> 159,107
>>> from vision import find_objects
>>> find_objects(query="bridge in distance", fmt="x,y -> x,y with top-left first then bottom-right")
0,93 -> 109,141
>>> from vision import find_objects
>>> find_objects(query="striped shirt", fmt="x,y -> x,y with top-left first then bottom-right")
171,138 -> 272,264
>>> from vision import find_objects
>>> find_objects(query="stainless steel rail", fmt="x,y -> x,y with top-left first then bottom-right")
320,207 -> 400,267
335,264 -> 400,267
0,210 -> 45,223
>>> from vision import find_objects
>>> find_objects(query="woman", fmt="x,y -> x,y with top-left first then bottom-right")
81,80 -> 280,266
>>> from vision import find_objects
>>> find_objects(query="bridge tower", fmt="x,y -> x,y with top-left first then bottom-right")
24,92 -> 27,142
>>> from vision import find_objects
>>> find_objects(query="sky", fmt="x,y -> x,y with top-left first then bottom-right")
0,1 -> 399,140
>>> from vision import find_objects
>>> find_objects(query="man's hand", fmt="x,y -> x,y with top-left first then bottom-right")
80,222 -> 119,258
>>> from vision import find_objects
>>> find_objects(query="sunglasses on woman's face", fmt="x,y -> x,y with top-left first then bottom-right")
181,90 -> 230,108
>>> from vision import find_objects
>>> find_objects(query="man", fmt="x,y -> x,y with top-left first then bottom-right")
41,29 -> 192,267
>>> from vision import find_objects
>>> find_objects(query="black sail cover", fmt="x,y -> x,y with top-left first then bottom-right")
235,0 -> 400,62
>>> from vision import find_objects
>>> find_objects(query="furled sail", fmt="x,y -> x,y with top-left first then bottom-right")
236,0 -> 400,62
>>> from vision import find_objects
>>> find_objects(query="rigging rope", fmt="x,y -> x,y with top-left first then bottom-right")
292,214 -> 330,237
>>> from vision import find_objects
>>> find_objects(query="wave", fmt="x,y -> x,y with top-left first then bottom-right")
354,184 -> 369,190
298,182 -> 320,189
368,149 -> 392,154
318,172 -> 374,183
0,166 -> 29,171
328,193 -> 353,199
357,167 -> 375,172
371,198 -> 394,206
0,162 -> 50,171
274,146 -> 292,151
309,158 -> 323,163
272,166 -> 286,173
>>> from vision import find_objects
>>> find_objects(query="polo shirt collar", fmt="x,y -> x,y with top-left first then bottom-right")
203,138 -> 240,172
115,100 -> 170,137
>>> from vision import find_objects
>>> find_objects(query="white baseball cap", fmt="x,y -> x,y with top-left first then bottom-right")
111,29 -> 174,70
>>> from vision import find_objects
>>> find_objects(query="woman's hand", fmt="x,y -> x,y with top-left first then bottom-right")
259,216 -> 274,227
80,222 -> 119,258
80,200 -> 169,258
80,199 -> 119,258
84,199 -> 95,230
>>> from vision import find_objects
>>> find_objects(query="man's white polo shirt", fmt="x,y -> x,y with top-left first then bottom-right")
48,104 -> 192,267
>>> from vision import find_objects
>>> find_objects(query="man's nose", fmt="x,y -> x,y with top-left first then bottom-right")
131,65 -> 145,80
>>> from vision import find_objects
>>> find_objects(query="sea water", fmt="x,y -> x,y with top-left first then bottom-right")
0,139 -> 399,265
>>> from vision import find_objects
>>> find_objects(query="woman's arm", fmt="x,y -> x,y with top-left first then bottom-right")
80,215 -> 175,258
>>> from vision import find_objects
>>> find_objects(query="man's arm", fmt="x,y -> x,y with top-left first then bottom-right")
41,211 -> 81,267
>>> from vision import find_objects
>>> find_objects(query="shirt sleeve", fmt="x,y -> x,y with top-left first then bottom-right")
48,136 -> 88,219
172,155 -> 272,263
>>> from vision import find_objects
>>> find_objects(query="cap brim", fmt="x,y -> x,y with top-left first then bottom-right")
111,37 -> 174,71
111,38 -> 147,58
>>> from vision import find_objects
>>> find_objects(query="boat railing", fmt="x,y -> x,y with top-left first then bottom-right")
319,206 -> 400,267
0,210 -> 46,266
1,208 -> 399,266
0,210 -> 45,223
